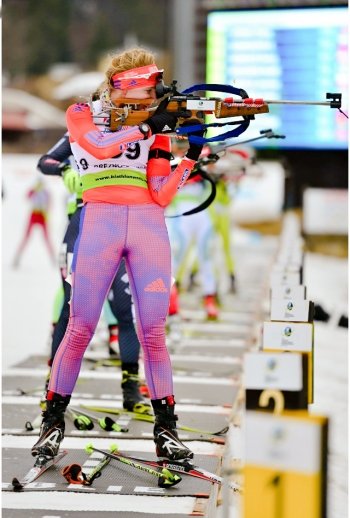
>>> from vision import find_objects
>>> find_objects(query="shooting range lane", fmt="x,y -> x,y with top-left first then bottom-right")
2,227 -> 276,518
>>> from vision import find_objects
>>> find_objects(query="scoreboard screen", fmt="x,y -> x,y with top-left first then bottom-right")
206,7 -> 348,149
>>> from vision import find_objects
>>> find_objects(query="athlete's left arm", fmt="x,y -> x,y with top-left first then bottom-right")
147,135 -> 196,207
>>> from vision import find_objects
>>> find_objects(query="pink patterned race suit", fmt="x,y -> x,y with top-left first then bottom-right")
48,100 -> 196,399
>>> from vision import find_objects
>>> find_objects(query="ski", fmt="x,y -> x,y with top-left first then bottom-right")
80,404 -> 228,437
106,445 -> 241,492
12,450 -> 68,491
84,443 -> 182,488
61,445 -> 118,486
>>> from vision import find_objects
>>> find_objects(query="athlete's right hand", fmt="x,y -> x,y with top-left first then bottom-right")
145,97 -> 181,135
146,111 -> 179,135
63,167 -> 81,194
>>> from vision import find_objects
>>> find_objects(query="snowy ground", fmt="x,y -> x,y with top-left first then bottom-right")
2,153 -> 348,517
2,154 -> 68,369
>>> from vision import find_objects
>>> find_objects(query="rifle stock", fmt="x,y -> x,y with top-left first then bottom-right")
214,100 -> 269,118
109,96 -> 269,131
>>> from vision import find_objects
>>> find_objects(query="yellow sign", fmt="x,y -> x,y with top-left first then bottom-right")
244,411 -> 328,518
244,466 -> 324,518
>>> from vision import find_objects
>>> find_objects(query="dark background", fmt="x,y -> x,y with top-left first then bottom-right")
2,0 -> 348,207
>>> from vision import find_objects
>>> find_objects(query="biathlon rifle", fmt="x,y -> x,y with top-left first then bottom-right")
108,82 -> 269,131
102,81 -> 344,144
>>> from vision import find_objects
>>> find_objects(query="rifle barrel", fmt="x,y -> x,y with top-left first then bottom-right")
265,100 -> 331,106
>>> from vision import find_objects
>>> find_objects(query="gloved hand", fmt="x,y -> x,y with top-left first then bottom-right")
146,111 -> 179,135
145,97 -> 180,135
186,141 -> 204,161
62,167 -> 81,195
185,126 -> 205,162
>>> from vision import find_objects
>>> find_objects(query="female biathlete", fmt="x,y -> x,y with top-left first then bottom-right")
32,47 -> 203,462
37,132 -> 150,414
12,177 -> 56,267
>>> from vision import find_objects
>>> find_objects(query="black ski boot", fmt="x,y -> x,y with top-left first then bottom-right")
31,393 -> 70,458
152,395 -> 194,462
121,363 -> 151,414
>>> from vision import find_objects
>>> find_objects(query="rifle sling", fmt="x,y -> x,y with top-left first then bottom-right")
176,83 -> 251,144
166,168 -> 216,218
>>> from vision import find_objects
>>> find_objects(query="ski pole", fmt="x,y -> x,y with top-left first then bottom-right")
81,404 -> 228,437
104,444 -> 242,493
66,407 -> 94,431
69,406 -> 129,433
25,407 -> 95,432
85,443 -> 182,488
24,412 -> 43,431
61,445 -> 118,486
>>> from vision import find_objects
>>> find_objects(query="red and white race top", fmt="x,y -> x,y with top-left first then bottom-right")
66,100 -> 196,207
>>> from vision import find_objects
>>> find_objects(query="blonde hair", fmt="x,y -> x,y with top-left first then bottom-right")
98,47 -> 156,95
91,47 -> 155,110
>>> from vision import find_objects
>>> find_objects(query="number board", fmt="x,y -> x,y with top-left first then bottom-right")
244,351 -> 308,411
263,322 -> 314,403
244,410 -> 328,518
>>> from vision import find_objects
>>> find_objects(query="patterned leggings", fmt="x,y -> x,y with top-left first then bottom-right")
49,202 -> 173,400
51,207 -> 140,365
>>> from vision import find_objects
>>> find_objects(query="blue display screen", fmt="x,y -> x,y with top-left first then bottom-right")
206,7 -> 348,149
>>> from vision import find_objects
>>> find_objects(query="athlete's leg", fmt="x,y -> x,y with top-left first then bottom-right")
125,205 -> 193,460
41,218 -> 56,261
195,212 -> 217,296
109,258 -> 150,411
188,211 -> 219,319
48,204 -> 126,396
51,209 -> 82,361
216,212 -> 236,292
125,205 -> 173,400
109,258 -> 140,364
166,213 -> 193,285
103,298 -> 119,356
217,212 -> 235,275
51,285 -> 64,330
12,213 -> 35,266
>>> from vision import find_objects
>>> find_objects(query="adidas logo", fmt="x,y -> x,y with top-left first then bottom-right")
162,124 -> 173,132
144,278 -> 168,293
